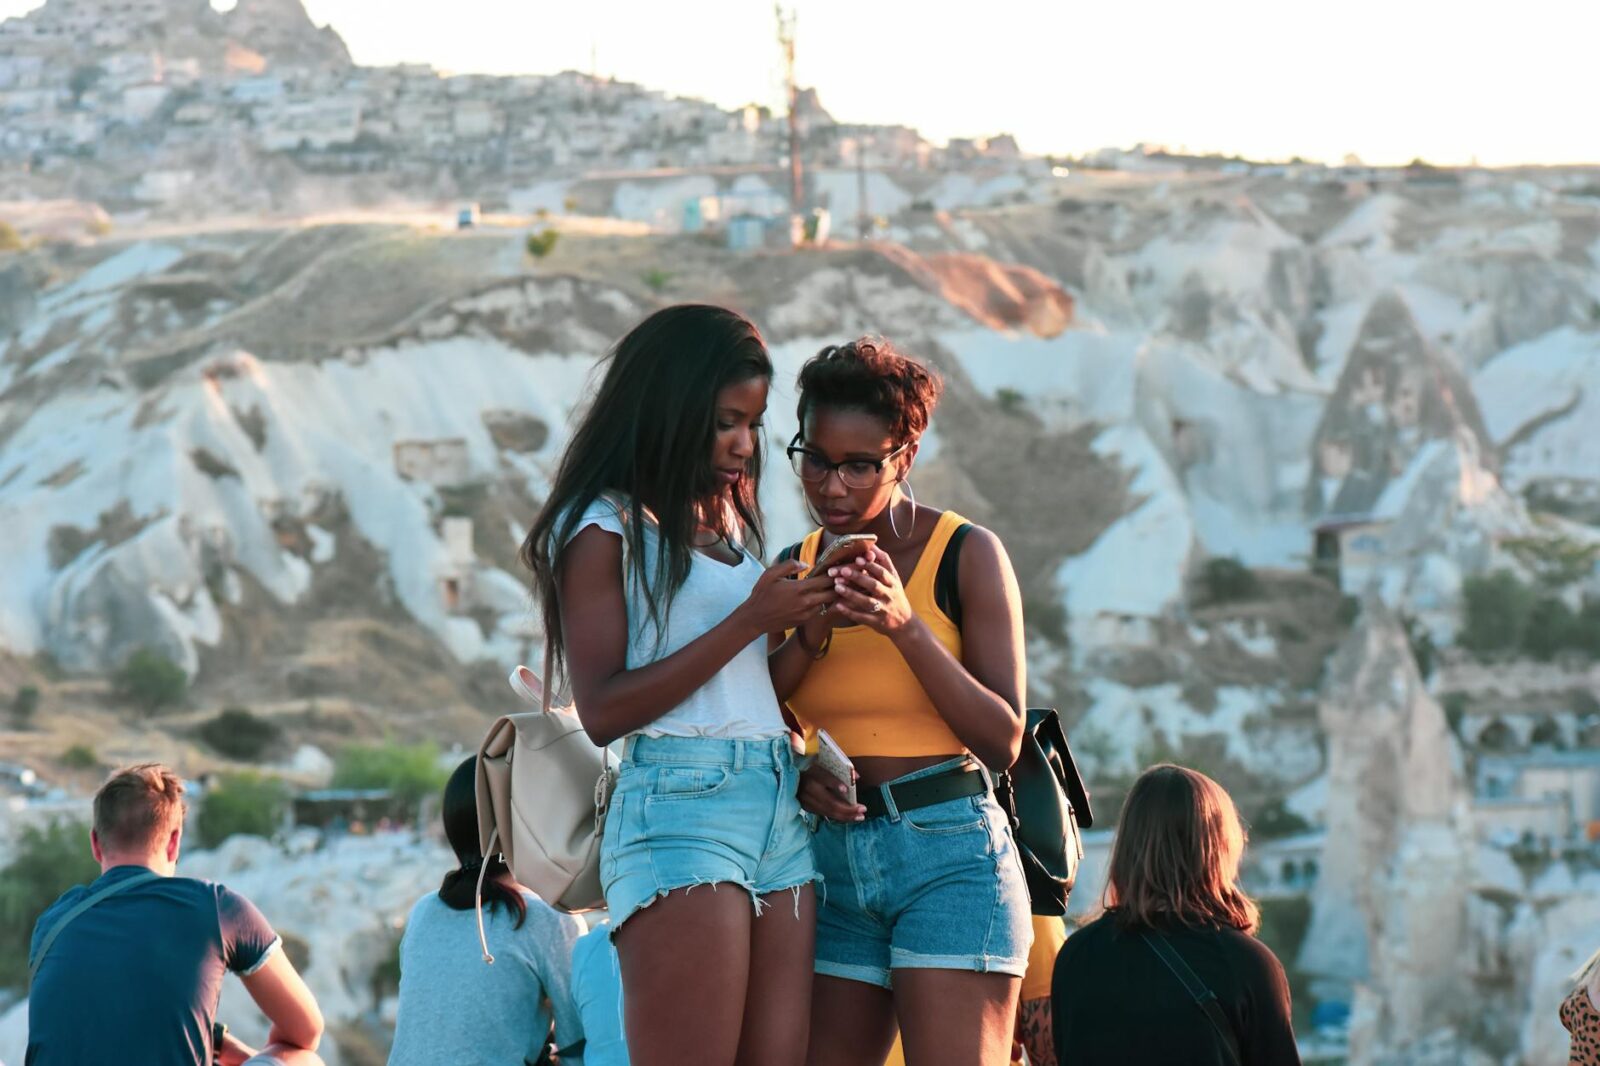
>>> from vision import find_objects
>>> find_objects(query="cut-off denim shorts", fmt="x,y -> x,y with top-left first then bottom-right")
811,757 -> 1033,988
600,734 -> 819,933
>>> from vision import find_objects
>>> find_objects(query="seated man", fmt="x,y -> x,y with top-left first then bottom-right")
26,764 -> 324,1066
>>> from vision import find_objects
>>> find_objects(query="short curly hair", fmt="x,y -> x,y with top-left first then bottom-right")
795,337 -> 944,443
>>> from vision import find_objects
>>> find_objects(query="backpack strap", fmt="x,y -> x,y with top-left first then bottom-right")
29,869 -> 162,986
933,522 -> 974,629
777,542 -> 801,566
1139,931 -> 1243,1066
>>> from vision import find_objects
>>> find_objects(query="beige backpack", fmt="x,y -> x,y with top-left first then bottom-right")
473,645 -> 618,961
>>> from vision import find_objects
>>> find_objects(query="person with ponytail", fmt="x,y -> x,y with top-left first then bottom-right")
388,757 -> 585,1066
771,337 -> 1032,1066
1563,945 -> 1600,1065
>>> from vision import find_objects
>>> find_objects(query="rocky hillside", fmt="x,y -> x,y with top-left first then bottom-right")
3,169 -> 1600,1064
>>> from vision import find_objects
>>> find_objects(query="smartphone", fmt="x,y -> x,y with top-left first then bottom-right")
811,533 -> 877,575
814,729 -> 857,806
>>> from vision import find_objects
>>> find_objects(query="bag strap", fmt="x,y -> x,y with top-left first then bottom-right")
933,522 -> 974,628
1139,930 -> 1242,1066
28,869 -> 162,985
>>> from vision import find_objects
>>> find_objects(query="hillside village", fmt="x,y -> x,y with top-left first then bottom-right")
3,0 -> 1600,1064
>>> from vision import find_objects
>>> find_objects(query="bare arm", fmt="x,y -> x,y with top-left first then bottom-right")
830,531 -> 1026,770
766,612 -> 834,702
238,948 -> 323,1052
560,525 -> 833,746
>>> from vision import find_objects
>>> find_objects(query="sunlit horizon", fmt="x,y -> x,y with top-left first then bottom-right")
2,0 -> 1596,168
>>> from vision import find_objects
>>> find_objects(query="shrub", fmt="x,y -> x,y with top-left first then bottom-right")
1524,597 -> 1579,661
1200,557 -> 1261,604
524,230 -> 559,259
0,221 -> 23,253
113,647 -> 187,716
0,821 -> 100,990
641,268 -> 672,293
197,707 -> 283,762
1250,799 -> 1313,841
59,744 -> 98,770
197,772 -> 290,848
332,741 -> 448,810
1460,571 -> 1535,655
995,387 -> 1025,415
11,685 -> 40,728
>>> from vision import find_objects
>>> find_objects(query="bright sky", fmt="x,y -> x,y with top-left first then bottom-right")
3,0 -> 1597,166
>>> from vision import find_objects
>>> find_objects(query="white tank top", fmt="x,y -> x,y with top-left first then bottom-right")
559,496 -> 787,740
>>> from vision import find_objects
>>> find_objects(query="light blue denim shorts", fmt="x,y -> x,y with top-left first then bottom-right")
600,734 -> 819,932
811,757 -> 1032,988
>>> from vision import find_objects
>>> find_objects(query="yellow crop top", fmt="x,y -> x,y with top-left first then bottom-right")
785,510 -> 969,758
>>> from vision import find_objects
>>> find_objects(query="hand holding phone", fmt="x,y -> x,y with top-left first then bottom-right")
810,533 -> 877,575
814,729 -> 857,806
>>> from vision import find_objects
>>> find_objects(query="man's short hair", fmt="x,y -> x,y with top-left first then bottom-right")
93,764 -> 187,853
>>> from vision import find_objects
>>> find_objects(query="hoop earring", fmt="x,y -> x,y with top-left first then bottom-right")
889,480 -> 916,540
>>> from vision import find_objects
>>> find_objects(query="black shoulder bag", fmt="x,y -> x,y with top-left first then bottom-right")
936,524 -> 1094,917
1140,931 -> 1243,1066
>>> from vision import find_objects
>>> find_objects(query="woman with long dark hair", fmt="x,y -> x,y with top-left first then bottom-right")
770,338 -> 1032,1066
388,757 -> 585,1065
1051,764 -> 1300,1065
521,304 -> 832,1066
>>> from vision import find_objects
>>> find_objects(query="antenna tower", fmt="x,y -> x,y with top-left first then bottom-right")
776,4 -> 802,214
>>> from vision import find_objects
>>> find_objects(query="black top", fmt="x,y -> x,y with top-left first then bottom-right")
1052,913 -> 1301,1066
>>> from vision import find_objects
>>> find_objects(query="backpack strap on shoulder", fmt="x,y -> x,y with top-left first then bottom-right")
933,522 -> 974,628
29,870 -> 162,986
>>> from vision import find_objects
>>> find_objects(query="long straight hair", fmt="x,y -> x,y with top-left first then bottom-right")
437,757 -> 526,927
1104,764 -> 1260,934
521,304 -> 772,673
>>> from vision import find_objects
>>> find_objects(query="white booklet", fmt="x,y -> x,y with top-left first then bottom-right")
815,728 -> 857,806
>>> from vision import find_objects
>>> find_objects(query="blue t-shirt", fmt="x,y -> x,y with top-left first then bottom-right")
571,923 -> 629,1066
26,865 -> 280,1066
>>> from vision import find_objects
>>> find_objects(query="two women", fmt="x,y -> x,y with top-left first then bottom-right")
522,305 -> 829,1066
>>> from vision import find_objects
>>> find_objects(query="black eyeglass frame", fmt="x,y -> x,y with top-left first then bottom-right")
785,433 -> 911,488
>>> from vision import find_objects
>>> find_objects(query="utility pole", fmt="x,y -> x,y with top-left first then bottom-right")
776,4 -> 802,216
856,135 -> 871,240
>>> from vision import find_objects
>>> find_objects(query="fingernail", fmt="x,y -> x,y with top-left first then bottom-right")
828,567 -> 838,576
854,814 -> 865,822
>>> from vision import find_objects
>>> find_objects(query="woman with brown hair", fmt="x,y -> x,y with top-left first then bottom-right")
1051,764 -> 1301,1066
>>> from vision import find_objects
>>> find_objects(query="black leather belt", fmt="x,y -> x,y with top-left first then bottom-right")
859,766 -> 988,820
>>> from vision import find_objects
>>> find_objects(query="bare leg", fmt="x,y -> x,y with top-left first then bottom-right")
735,884 -> 818,1066
614,885 -> 754,1066
805,974 -> 898,1066
894,970 -> 1020,1066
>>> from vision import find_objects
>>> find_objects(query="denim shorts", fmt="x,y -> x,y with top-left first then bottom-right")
811,757 -> 1033,988
600,734 -> 819,932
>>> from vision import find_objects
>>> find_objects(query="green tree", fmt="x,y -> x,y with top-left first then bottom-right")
1200,557 -> 1261,604
641,268 -> 672,293
1459,571 -> 1535,655
197,707 -> 283,762
333,742 -> 448,810
11,685 -> 40,728
1503,535 -> 1600,592
0,821 -> 100,990
524,230 -> 560,260
197,772 -> 291,848
60,744 -> 99,770
113,648 -> 187,716
1523,597 -> 1579,661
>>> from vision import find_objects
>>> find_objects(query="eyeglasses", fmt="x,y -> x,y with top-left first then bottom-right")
786,435 -> 909,489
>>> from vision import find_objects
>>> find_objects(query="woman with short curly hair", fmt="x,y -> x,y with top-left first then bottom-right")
768,337 -> 1032,1066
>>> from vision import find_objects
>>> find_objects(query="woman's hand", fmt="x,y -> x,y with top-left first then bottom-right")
828,545 -> 914,636
738,560 -> 836,637
798,764 -> 866,822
